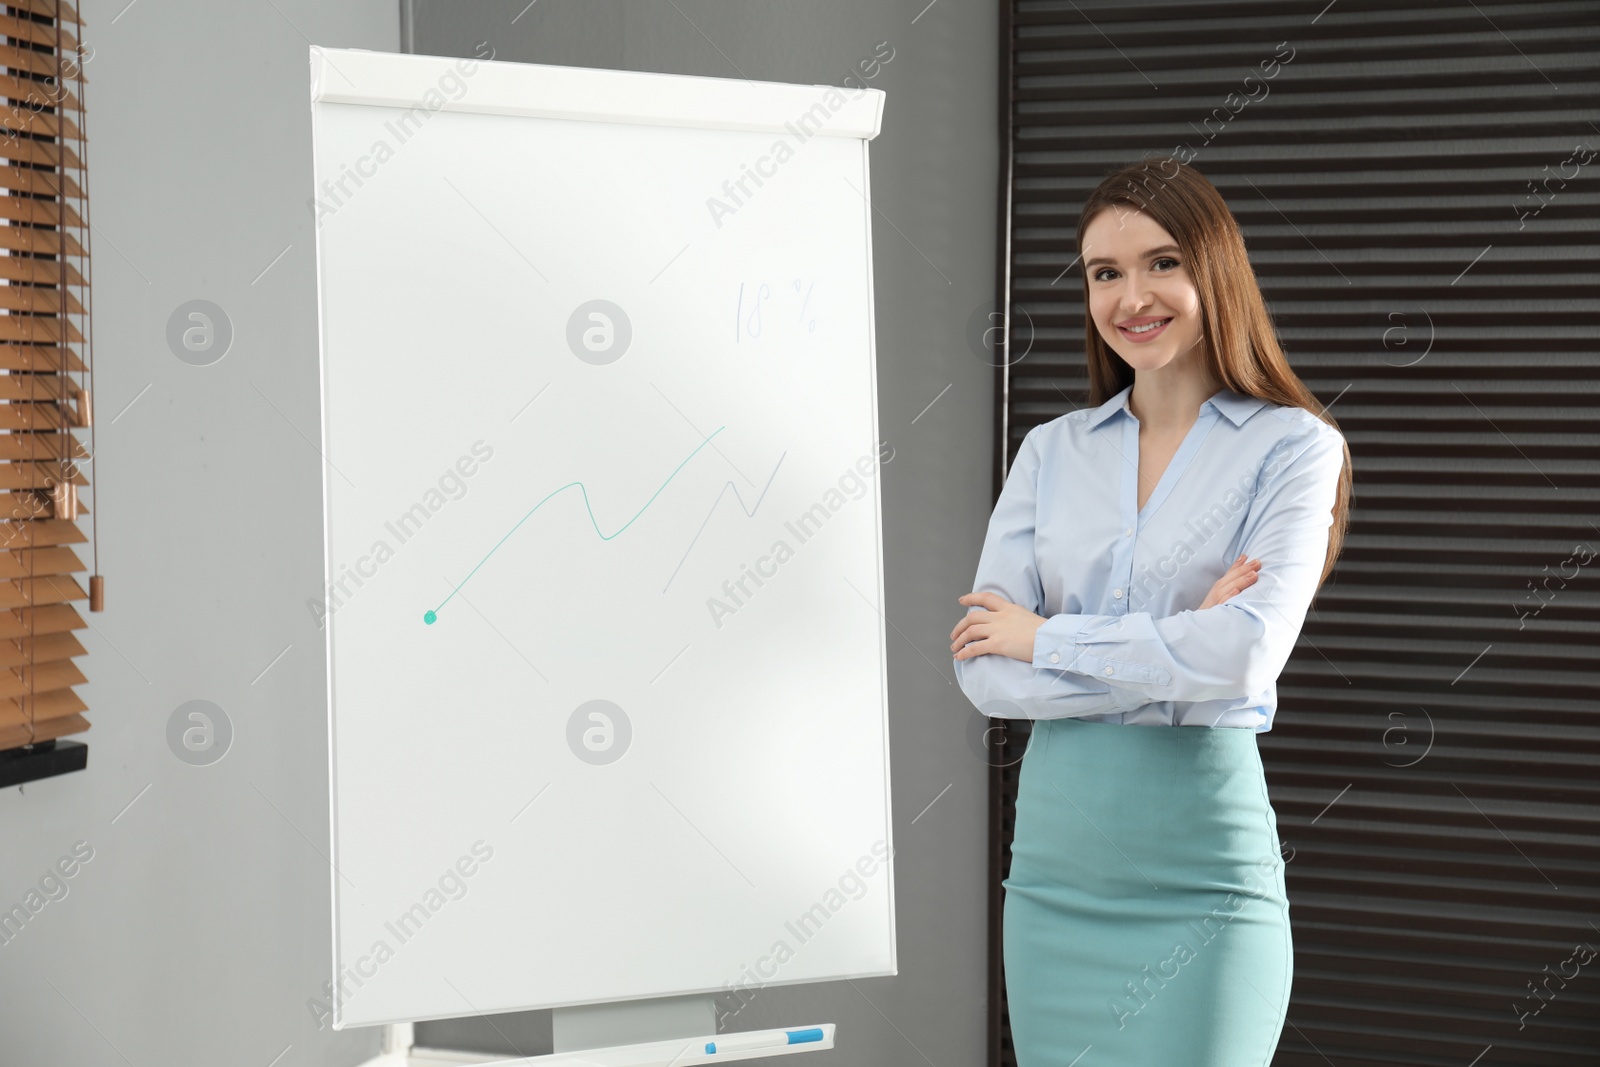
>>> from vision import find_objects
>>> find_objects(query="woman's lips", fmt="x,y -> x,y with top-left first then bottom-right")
1117,317 -> 1172,343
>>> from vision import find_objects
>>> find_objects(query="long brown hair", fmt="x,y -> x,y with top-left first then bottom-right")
1077,156 -> 1352,590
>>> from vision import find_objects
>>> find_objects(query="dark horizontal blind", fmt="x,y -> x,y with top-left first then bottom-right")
990,1 -> 1600,1064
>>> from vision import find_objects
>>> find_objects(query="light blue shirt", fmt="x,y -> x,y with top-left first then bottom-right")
953,383 -> 1345,731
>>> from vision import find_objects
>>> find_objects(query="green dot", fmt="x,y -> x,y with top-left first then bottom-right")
423,610 -> 437,625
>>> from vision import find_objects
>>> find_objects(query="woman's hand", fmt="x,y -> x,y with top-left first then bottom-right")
951,592 -> 1046,663
1200,553 -> 1260,610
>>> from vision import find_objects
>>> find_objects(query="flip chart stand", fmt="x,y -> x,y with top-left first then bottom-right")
358,996 -> 837,1065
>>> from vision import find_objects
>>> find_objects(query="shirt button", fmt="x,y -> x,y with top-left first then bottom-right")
1125,526 -> 1133,536
1113,589 -> 1123,599
1048,653 -> 1060,664
1103,666 -> 1114,676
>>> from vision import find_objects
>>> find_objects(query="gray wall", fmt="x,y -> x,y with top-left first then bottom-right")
0,2 -> 1000,1065
0,2 -> 401,1065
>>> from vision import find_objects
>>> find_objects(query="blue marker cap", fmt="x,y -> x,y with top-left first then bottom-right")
704,1027 -> 825,1054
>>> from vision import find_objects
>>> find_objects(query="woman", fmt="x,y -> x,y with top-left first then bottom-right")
950,157 -> 1353,1065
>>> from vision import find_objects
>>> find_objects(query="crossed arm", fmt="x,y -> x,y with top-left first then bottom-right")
951,421 -> 1344,719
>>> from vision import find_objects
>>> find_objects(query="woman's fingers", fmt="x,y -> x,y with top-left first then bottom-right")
951,592 -> 1002,640
952,620 -> 987,652
1199,555 -> 1261,610
950,611 -> 982,642
1218,559 -> 1261,601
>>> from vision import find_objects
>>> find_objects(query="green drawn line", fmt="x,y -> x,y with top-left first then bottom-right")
424,426 -> 727,625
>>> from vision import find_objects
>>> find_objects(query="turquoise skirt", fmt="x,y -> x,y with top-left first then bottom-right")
1003,717 -> 1292,1066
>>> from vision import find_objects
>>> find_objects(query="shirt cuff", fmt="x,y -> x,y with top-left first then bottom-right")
1032,612 -> 1171,689
1033,613 -> 1094,671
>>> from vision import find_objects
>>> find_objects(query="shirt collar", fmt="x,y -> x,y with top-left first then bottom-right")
1084,384 -> 1267,431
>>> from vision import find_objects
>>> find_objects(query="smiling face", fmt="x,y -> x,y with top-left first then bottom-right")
1081,207 -> 1208,374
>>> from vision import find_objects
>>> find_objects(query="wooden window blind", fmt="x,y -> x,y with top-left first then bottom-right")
0,0 -> 98,790
988,1 -> 1599,1063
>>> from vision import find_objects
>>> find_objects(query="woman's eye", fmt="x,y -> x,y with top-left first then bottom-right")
1092,258 -> 1177,282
